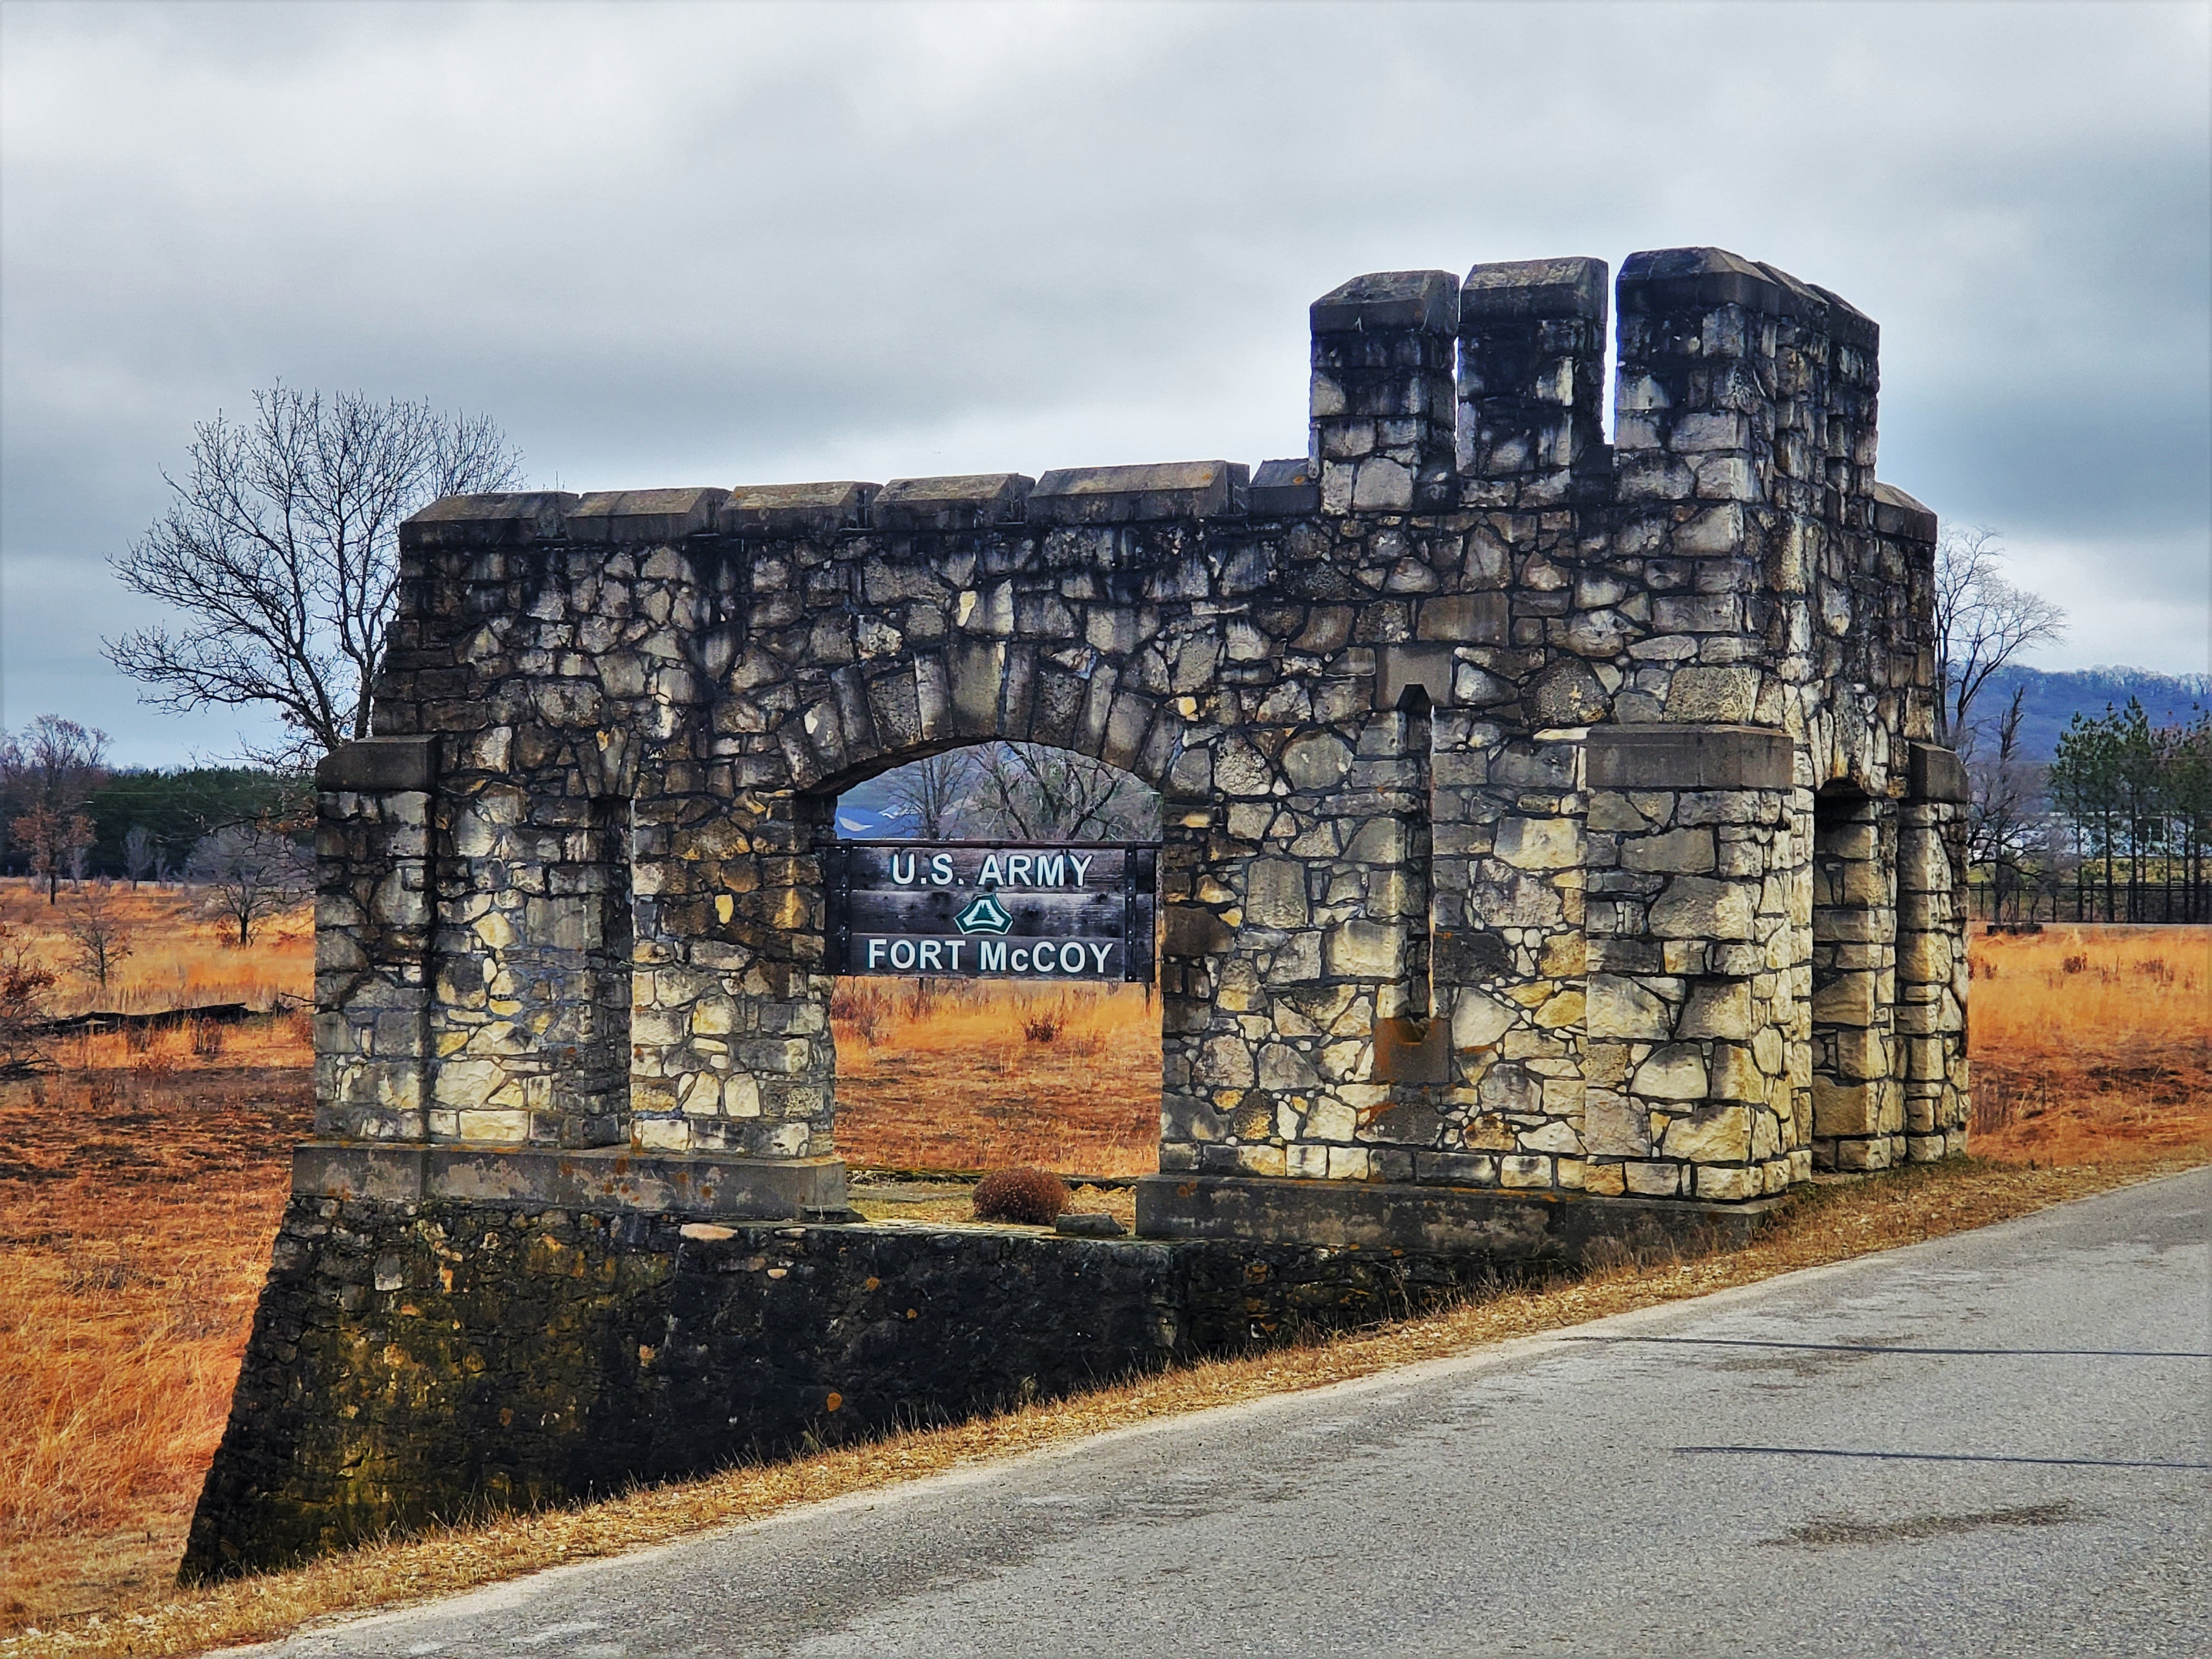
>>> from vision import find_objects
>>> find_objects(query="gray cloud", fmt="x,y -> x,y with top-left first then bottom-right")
3,0 -> 2206,762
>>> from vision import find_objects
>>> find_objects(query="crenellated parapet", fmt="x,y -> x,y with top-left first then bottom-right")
301,243 -> 1966,1245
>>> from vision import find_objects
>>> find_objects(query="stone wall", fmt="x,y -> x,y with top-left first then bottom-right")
182,1189 -> 1760,1581
299,243 -> 1969,1237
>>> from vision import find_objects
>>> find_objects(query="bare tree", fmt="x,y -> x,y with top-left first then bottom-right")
187,825 -> 310,946
878,750 -> 975,838
122,825 -> 159,888
963,743 -> 1160,840
105,384 -> 522,764
1932,526 -> 2067,750
1967,686 -> 2041,921
1,715 -> 109,900
9,807 -> 98,906
61,881 -> 134,997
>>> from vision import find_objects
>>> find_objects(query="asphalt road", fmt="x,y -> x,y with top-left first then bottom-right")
244,1169 -> 2211,1658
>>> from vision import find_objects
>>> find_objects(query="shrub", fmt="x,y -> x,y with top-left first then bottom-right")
0,922 -> 57,1076
972,1166 -> 1070,1225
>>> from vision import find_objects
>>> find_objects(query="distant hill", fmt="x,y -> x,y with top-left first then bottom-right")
833,800 -> 920,839
1972,665 -> 2211,759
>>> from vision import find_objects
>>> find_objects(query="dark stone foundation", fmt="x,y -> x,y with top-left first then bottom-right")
183,1186 -> 1709,1583
1135,1173 -> 1780,1254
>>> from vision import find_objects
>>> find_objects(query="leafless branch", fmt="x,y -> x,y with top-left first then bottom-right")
961,743 -> 1160,841
61,881 -> 135,994
104,385 -> 521,764
878,751 -> 974,838
1932,525 -> 2067,749
187,824 -> 312,947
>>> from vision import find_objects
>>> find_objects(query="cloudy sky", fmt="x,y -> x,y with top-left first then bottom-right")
3,0 -> 2206,764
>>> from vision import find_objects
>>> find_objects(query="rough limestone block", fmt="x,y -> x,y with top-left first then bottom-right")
1028,461 -> 1249,524
872,473 -> 1033,533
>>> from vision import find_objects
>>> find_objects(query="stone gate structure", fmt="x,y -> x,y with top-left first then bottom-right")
188,246 -> 1969,1576
313,244 -> 1967,1234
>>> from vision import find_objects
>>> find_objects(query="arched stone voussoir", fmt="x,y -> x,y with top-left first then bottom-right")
787,664 -> 1190,799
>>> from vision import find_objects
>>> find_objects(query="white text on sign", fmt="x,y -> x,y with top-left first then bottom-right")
883,850 -> 1098,889
859,938 -> 1119,974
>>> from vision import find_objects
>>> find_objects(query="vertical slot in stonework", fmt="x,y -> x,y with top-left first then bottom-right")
1391,692 -> 1436,1026
1364,690 -> 1450,1096
578,793 -> 635,1145
1810,788 -> 1901,1170
516,793 -> 634,1149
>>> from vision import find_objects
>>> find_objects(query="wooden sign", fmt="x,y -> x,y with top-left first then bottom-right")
824,840 -> 1158,982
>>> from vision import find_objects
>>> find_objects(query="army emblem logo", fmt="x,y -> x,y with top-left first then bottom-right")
953,890 -> 1013,934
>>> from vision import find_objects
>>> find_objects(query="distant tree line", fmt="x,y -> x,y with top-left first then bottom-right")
1967,697 -> 2211,924
0,717 -> 311,940
84,766 -> 310,881
0,724 -> 307,887
1925,525 -> 2208,926
2041,701 -> 2211,923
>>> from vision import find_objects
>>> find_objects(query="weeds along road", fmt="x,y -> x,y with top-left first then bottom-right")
244,1171 -> 2210,1659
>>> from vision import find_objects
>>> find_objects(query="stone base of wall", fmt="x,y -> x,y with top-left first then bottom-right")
1135,1173 -> 1780,1255
292,1141 -> 850,1220
185,1185 -> 1719,1583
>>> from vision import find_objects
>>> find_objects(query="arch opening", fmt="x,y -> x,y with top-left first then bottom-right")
820,741 -> 1169,1204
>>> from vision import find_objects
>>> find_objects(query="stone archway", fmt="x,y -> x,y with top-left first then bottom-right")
308,246 -> 1970,1243
211,242 -> 1987,1584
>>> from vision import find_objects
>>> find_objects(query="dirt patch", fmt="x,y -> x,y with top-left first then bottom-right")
1770,1500 -> 2085,1549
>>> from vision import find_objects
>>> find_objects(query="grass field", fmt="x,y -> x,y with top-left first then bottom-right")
830,978 -> 1161,1176
0,883 -> 309,1022
1965,924 -> 2211,1164
0,911 -> 2205,1647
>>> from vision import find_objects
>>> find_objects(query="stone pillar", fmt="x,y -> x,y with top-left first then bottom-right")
430,769 -> 634,1149
1157,698 -> 1442,1184
1310,270 -> 1462,514
314,737 -> 437,1141
1610,250 -> 1784,730
1582,726 -> 1800,1201
630,787 -> 833,1159
1426,721 -> 1588,1196
1899,743 -> 1971,1160
1155,778 -> 1226,1176
1613,249 -> 1777,510
1810,789 -> 1902,1170
1457,256 -> 1609,509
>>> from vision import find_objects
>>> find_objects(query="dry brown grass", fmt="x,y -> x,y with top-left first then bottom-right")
0,883 -> 311,1022
0,1057 -> 312,1635
1967,924 -> 2211,1164
831,979 -> 1160,1175
0,921 -> 2205,1655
